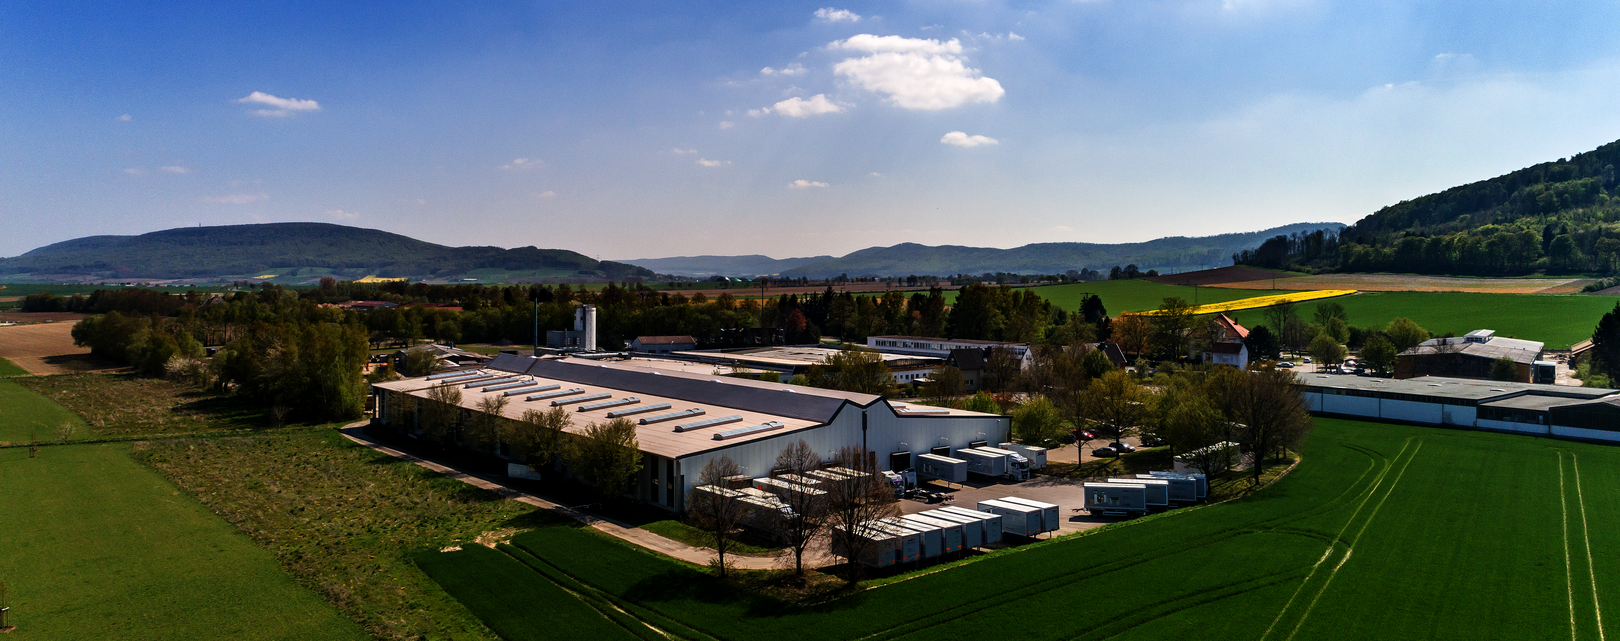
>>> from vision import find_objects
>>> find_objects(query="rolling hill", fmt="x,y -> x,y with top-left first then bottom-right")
0,223 -> 654,282
621,222 -> 1344,278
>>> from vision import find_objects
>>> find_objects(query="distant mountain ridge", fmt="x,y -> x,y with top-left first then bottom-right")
0,222 -> 653,282
622,222 -> 1345,278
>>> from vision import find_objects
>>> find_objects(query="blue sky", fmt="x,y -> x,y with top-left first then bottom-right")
6,1 -> 1620,260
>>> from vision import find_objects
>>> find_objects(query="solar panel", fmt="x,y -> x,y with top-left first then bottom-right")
436,373 -> 489,384
525,388 -> 585,402
428,370 -> 482,380
606,403 -> 672,418
673,415 -> 744,432
502,383 -> 559,397
578,397 -> 640,412
465,376 -> 521,388
638,408 -> 705,425
552,393 -> 611,406
482,380 -> 536,392
712,421 -> 786,440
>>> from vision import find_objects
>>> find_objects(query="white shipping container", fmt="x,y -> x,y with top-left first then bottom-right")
995,496 -> 1060,533
868,521 -> 921,562
1110,478 -> 1169,506
830,525 -> 896,568
922,509 -> 981,548
1084,482 -> 1148,513
1136,474 -> 1197,502
884,518 -> 942,558
902,514 -> 964,554
916,454 -> 968,483
940,506 -> 1003,545
977,499 -> 1042,538
999,442 -> 1047,468
1149,471 -> 1208,499
958,448 -> 1008,478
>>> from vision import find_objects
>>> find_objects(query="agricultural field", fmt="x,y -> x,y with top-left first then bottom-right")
421,417 -> 1619,641
0,321 -> 111,375
0,357 -> 27,377
1130,290 -> 1356,316
0,381 -> 363,640
1225,291 -> 1620,350
0,379 -> 86,445
16,374 -> 277,441
1211,272 -> 1595,294
1017,280 -> 1292,314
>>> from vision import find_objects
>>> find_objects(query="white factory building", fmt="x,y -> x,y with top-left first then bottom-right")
370,354 -> 1009,512
1297,373 -> 1620,443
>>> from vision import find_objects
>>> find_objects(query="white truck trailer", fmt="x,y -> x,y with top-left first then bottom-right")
1110,477 -> 1169,507
901,513 -> 964,555
998,442 -> 1047,469
868,521 -> 922,563
1084,482 -> 1148,515
1150,471 -> 1208,499
977,499 -> 1044,538
885,518 -> 942,559
830,524 -> 897,568
994,496 -> 1059,533
961,447 -> 1032,481
1136,474 -> 1198,503
752,477 -> 827,502
916,454 -> 968,483
923,509 -> 984,548
940,506 -> 1003,546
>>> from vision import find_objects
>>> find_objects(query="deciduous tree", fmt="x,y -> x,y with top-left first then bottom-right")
565,418 -> 642,500
501,406 -> 572,473
688,456 -> 747,577
823,446 -> 900,582
769,440 -> 828,578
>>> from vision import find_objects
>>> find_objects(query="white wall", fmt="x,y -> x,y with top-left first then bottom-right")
1476,419 -> 1549,436
1552,425 -> 1620,443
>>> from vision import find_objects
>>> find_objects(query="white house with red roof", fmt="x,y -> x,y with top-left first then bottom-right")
1204,314 -> 1250,368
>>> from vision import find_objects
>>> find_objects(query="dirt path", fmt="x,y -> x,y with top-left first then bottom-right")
337,424 -> 837,570
0,321 -> 118,375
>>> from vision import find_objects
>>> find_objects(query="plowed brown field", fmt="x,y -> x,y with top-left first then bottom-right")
0,321 -> 119,375
1207,273 -> 1593,294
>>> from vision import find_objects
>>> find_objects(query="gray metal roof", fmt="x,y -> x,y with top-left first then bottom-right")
1403,335 -> 1545,364
1479,395 -> 1593,411
1296,373 -> 1618,403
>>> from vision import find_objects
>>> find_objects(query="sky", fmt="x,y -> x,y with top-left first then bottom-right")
6,1 -> 1620,261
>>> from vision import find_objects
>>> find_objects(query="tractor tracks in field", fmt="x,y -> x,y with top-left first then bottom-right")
1558,450 -> 1605,641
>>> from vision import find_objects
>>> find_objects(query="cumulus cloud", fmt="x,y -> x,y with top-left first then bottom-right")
1008,32 -> 1025,41
830,36 -> 1004,110
499,158 -> 542,170
116,114 -> 132,121
671,148 -> 698,155
788,179 -> 829,189
771,94 -> 846,117
761,63 -> 808,76
814,7 -> 862,23
123,167 -> 145,175
237,91 -> 320,117
748,108 -> 768,117
536,190 -> 557,198
159,165 -> 192,174
201,193 -> 268,204
696,158 -> 729,167
868,172 -> 882,177
327,209 -> 360,221
940,131 -> 999,147
718,121 -> 735,129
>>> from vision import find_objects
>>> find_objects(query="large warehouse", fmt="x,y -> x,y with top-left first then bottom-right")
1298,373 -> 1620,442
371,354 -> 1009,512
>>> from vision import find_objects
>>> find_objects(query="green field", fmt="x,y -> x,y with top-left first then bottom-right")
1014,280 -> 1289,314
422,417 -> 1619,640
0,357 -> 27,377
0,379 -> 87,445
1226,291 -> 1620,349
0,441 -> 363,640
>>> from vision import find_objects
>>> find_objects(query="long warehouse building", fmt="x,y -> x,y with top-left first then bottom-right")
1297,373 -> 1620,443
371,354 -> 1009,512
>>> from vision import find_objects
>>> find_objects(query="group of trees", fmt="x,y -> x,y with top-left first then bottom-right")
1584,302 -> 1620,388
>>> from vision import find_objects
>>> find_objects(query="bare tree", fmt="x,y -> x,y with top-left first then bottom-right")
1230,367 -> 1313,483
982,347 -> 1022,392
1079,370 -> 1149,445
463,395 -> 511,450
423,382 -> 464,442
823,446 -> 901,582
769,440 -> 828,578
688,457 -> 748,578
500,406 -> 572,474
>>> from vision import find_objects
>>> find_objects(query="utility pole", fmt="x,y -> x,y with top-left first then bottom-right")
528,286 -> 541,355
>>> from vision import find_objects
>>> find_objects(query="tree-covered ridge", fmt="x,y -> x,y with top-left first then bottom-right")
0,222 -> 654,281
1240,137 -> 1620,275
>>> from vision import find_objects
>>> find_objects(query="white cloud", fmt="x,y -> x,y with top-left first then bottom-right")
868,172 -> 883,177
771,94 -> 846,117
159,165 -> 192,174
696,158 -> 729,167
940,131 -> 999,147
748,108 -> 769,117
671,148 -> 698,155
831,35 -> 1004,110
718,121 -> 735,129
814,7 -> 862,23
536,190 -> 557,198
788,179 -> 829,189
761,63 -> 808,77
499,158 -> 542,171
201,193 -> 268,204
1008,32 -> 1025,41
116,114 -> 132,121
327,209 -> 360,221
1049,225 -> 1074,233
237,91 -> 320,117
123,167 -> 145,175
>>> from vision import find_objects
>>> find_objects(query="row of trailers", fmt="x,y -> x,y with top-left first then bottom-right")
1082,472 -> 1208,516
691,467 -> 875,538
914,443 -> 1048,484
832,497 -> 1062,569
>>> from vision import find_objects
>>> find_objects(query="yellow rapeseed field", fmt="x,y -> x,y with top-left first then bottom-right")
1130,289 -> 1357,316
355,275 -> 409,283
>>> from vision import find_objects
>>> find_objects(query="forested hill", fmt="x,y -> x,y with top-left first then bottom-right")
766,222 -> 1344,278
0,223 -> 654,281
1240,137 -> 1620,275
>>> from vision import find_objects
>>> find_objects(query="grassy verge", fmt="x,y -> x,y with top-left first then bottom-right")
1039,445 -> 1174,479
130,430 -> 546,640
0,356 -> 26,376
0,443 -> 364,641
0,378 -> 87,445
14,373 -> 300,439
640,519 -> 785,556
415,544 -> 650,641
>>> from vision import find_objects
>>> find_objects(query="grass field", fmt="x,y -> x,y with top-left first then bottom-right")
421,417 -> 1620,640
0,357 -> 27,377
1021,280 -> 1293,314
0,442 -> 364,640
0,378 -> 87,445
1226,291 -> 1620,349
15,374 -> 278,440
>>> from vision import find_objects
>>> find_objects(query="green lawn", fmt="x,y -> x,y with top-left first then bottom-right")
422,417 -> 1620,640
1227,290 -> 1620,349
1018,280 -> 1290,314
0,357 -> 27,377
0,443 -> 364,641
0,378 -> 87,445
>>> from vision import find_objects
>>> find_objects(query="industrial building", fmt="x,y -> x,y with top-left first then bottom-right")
1297,373 -> 1620,442
369,353 -> 1008,512
866,336 -> 1032,364
1394,330 -> 1552,383
629,335 -> 696,354
666,345 -> 941,378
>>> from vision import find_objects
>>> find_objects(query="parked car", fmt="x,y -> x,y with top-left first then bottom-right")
1303,357 -> 1313,363
1080,430 -> 1096,440
1278,361 -> 1295,368
1139,433 -> 1166,447
1109,441 -> 1137,453
1091,446 -> 1118,458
